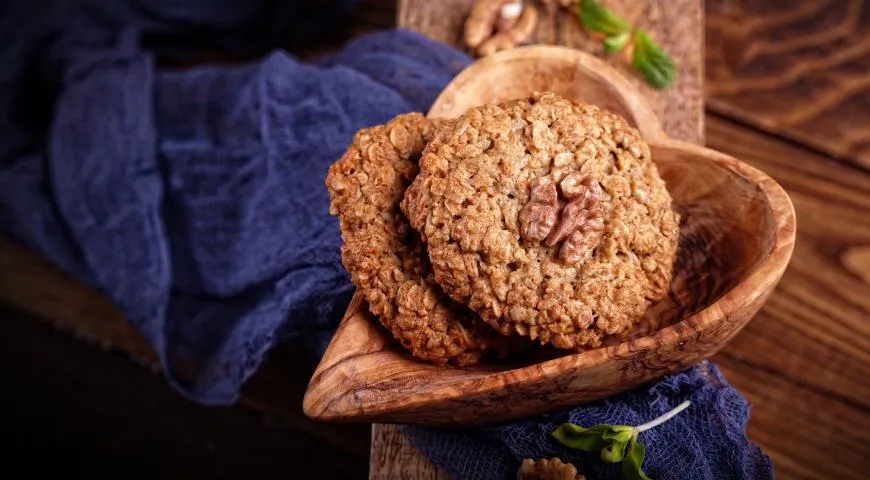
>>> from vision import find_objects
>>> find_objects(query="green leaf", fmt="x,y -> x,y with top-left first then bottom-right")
632,30 -> 677,90
603,31 -> 631,53
600,427 -> 634,463
579,0 -> 630,36
551,423 -> 614,452
621,437 -> 652,480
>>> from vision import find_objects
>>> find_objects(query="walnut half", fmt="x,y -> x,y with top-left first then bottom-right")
517,177 -> 559,242
518,172 -> 605,265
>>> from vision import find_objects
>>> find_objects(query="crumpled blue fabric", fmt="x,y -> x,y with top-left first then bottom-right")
0,2 -> 773,478
0,0 -> 468,404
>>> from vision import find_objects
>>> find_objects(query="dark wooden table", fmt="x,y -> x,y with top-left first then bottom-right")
4,1 -> 870,479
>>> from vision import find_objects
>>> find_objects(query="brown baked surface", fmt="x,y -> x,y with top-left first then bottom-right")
402,93 -> 680,350
325,113 -> 502,365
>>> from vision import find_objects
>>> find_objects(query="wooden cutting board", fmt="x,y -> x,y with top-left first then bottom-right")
370,0 -> 704,478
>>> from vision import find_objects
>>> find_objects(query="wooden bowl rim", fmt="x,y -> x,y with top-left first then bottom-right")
428,45 -> 668,142
305,140 -> 796,419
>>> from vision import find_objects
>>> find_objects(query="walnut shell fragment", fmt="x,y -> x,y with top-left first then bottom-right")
517,458 -> 586,480
464,0 -> 538,57
518,177 -> 559,242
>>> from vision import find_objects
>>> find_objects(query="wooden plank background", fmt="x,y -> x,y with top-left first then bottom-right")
706,0 -> 870,169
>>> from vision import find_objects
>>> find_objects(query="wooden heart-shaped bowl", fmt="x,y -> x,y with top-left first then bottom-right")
303,46 -> 796,427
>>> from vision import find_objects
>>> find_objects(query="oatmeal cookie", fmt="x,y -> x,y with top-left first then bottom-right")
326,112 -> 503,365
517,458 -> 585,480
402,93 -> 680,349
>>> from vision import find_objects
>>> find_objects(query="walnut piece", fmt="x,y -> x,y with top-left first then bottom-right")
518,177 -> 559,242
517,458 -> 585,480
518,173 -> 605,265
464,0 -> 538,57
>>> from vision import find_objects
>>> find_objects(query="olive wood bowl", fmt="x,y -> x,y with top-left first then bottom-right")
303,46 -> 796,427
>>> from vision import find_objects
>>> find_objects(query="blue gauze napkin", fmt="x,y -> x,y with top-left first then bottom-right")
0,2 -> 773,478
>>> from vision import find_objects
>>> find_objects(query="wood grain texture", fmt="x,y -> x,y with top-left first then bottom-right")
706,0 -> 870,169
369,425 -> 447,480
398,0 -> 704,144
705,114 -> 870,480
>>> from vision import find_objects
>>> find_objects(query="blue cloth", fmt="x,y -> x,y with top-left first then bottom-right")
0,1 -> 468,404
0,2 -> 773,478
404,362 -> 773,480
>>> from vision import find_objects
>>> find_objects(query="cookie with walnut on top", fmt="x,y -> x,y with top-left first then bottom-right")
402,92 -> 680,350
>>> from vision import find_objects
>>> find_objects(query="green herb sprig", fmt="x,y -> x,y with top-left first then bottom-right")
577,0 -> 677,89
551,400 -> 691,480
